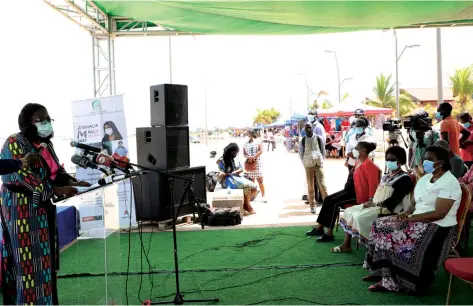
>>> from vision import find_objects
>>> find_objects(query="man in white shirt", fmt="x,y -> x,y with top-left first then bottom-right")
299,123 -> 327,214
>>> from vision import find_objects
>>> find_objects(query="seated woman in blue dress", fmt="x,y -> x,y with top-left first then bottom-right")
217,143 -> 258,214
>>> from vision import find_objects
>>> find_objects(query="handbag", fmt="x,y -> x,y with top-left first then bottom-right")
244,159 -> 257,171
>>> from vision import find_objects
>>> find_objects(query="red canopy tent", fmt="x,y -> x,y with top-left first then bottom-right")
318,102 -> 393,117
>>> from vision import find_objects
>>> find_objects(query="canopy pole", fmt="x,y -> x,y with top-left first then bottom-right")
395,30 -> 400,117
436,28 -> 443,105
169,36 -> 173,83
92,36 -> 97,97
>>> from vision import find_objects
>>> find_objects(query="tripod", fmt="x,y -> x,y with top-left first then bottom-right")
118,160 -> 219,305
146,172 -> 219,305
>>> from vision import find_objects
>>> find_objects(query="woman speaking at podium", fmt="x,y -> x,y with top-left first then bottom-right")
0,103 -> 89,305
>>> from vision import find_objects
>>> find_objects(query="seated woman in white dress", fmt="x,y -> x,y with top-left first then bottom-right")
336,146 -> 413,252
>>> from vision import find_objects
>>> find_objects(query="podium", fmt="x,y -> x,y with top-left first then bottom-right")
56,181 -> 126,305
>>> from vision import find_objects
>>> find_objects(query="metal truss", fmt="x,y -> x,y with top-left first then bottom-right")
43,0 -> 109,36
92,36 -> 115,97
43,0 -> 194,97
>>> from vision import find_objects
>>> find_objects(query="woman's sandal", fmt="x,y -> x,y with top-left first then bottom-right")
330,246 -> 352,253
362,274 -> 382,282
368,282 -> 390,292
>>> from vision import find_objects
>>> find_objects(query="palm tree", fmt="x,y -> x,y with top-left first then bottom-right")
366,73 -> 415,117
310,90 -> 329,109
253,108 -> 281,125
449,66 -> 473,112
321,100 -> 332,109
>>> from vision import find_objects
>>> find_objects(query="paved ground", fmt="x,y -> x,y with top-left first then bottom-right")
179,138 -> 387,231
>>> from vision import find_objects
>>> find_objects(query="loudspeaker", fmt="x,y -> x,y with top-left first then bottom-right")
131,166 -> 206,222
150,84 -> 188,126
136,126 -> 190,170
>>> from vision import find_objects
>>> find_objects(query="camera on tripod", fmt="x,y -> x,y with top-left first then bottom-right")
403,111 -> 433,132
383,119 -> 402,132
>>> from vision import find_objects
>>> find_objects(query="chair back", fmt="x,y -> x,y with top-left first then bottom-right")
456,183 -> 472,246
408,172 -> 417,200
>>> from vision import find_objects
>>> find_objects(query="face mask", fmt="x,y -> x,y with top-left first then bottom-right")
105,128 -> 113,135
352,149 -> 360,159
307,115 -> 315,123
354,127 -> 364,134
35,122 -> 53,138
423,160 -> 436,174
464,122 -> 471,128
435,112 -> 443,121
386,161 -> 399,171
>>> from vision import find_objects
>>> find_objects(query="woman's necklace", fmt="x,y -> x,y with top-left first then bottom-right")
431,170 -> 445,183
388,169 -> 402,179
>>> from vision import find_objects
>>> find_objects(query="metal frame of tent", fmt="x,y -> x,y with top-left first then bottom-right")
43,0 -> 466,104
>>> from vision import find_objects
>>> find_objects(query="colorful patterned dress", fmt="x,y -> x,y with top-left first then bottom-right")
1,133 -> 72,305
243,140 -> 263,180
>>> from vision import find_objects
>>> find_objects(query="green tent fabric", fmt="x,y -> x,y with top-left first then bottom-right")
94,1 -> 473,35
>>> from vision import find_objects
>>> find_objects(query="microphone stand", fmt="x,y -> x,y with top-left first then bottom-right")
124,161 -> 219,305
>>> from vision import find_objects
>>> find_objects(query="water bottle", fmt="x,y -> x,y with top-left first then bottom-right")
226,186 -> 231,199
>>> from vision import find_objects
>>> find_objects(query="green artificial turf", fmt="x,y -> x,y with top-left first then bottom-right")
4,226 -> 473,304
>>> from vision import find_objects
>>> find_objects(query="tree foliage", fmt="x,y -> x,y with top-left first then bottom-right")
449,65 -> 473,112
365,73 -> 415,117
310,90 -> 329,109
253,108 -> 281,125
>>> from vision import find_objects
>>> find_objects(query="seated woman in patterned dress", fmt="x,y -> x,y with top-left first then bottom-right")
363,145 -> 461,294
337,146 -> 413,252
217,143 -> 258,214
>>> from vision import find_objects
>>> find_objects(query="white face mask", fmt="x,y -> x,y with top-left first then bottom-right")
35,122 -> 54,138
352,149 -> 360,159
105,128 -> 113,135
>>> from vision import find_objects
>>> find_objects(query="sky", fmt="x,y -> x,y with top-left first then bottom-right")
1,1 -> 473,167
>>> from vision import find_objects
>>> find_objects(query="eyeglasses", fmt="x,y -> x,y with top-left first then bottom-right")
32,118 -> 54,125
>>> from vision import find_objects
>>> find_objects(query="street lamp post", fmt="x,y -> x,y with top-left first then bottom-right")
296,73 -> 312,110
394,30 -> 420,117
325,50 -> 341,103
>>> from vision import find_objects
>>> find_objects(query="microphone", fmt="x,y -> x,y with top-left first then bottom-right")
95,153 -> 115,168
97,172 -> 142,186
70,141 -> 102,153
71,154 -> 111,175
71,154 -> 97,170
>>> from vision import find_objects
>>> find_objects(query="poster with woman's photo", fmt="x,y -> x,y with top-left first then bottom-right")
71,95 -> 136,231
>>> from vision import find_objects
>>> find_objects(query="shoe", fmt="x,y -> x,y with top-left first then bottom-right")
316,234 -> 335,242
261,197 -> 267,203
368,282 -> 390,292
306,228 -> 324,236
305,201 -> 310,205
302,195 -> 308,201
310,207 -> 316,214
316,202 -> 322,207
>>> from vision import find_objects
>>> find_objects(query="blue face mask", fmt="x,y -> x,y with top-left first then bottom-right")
354,127 -> 364,135
464,122 -> 471,128
423,160 -> 436,174
35,121 -> 54,138
435,111 -> 443,121
386,161 -> 399,171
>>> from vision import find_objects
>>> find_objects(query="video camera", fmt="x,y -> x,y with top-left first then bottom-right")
382,119 -> 402,132
403,111 -> 432,132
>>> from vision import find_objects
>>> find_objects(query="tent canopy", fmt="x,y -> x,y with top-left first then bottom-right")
94,1 -> 473,35
318,102 -> 392,117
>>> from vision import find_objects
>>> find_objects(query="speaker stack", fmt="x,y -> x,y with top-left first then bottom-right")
133,84 -> 206,222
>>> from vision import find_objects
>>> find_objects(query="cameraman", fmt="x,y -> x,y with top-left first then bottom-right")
437,102 -> 470,155
407,111 -> 440,172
